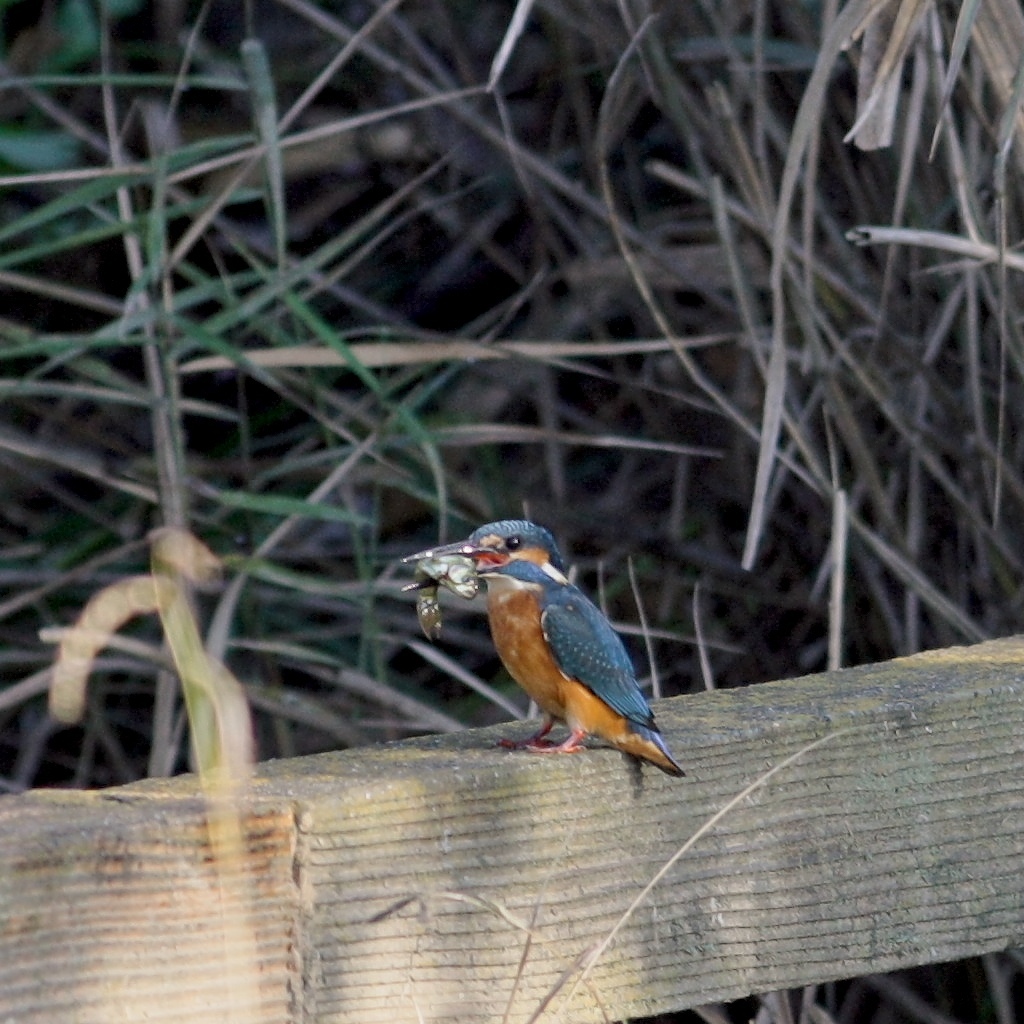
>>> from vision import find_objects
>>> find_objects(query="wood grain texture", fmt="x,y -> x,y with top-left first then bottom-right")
2,636 -> 1024,1023
0,792 -> 299,1023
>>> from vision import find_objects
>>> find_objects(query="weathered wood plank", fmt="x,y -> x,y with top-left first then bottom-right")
2,637 -> 1024,1023
0,792 -> 299,1023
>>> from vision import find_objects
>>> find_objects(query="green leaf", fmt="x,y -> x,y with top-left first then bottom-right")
213,490 -> 371,527
0,128 -> 80,172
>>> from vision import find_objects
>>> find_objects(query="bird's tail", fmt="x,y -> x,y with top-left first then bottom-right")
621,724 -> 685,777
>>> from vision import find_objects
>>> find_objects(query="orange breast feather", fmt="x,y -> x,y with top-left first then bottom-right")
487,589 -> 636,745
487,589 -> 568,719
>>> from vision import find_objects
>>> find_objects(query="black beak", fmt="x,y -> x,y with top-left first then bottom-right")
401,538 -> 482,564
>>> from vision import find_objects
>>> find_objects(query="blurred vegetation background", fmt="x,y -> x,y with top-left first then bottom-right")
1,0 -> 1024,1018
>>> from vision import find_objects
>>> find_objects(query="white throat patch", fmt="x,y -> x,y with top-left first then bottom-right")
540,561 -> 568,585
483,572 -> 539,594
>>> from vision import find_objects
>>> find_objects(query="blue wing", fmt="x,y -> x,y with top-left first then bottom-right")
540,584 -> 656,730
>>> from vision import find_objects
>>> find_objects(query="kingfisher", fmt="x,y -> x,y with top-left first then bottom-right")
408,519 -> 684,776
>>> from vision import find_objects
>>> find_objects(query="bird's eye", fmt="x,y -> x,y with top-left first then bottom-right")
505,535 -> 522,551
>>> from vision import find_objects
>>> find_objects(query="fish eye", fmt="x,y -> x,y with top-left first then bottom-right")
505,535 -> 522,551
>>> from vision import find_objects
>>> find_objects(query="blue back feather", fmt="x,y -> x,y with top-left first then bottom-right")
485,559 -> 656,730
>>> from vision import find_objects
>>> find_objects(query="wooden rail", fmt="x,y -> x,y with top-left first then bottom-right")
3,636 -> 1024,1023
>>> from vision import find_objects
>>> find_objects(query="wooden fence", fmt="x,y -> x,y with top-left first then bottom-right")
2,635 -> 1023,1023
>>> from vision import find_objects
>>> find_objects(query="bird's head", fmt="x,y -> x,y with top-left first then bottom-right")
406,519 -> 568,584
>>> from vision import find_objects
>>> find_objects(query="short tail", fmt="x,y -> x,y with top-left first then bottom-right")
619,724 -> 685,777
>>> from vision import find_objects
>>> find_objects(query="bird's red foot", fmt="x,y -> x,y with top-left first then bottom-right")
500,727 -> 588,755
525,729 -> 587,754
500,734 -> 560,750
499,718 -> 555,750
499,736 -> 536,750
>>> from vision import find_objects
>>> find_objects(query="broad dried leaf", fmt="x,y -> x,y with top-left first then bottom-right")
847,0 -> 929,149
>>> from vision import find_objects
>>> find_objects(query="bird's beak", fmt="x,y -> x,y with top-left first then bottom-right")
401,538 -> 481,564
403,537 -> 512,569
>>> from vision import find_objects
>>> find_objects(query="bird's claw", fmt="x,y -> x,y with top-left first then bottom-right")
498,737 -> 555,750
499,729 -> 587,754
